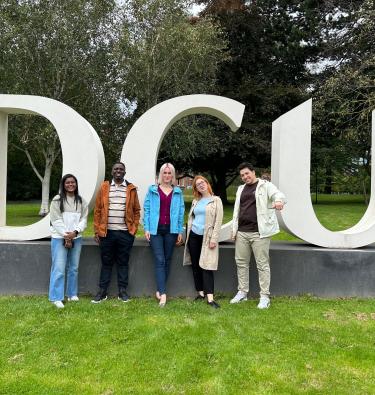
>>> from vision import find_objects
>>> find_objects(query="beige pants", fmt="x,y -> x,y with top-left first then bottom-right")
235,231 -> 271,296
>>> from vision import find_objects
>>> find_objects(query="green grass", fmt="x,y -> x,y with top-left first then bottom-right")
6,194 -> 368,241
5,202 -> 41,226
0,296 -> 375,394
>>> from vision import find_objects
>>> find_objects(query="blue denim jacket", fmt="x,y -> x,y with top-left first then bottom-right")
143,185 -> 185,235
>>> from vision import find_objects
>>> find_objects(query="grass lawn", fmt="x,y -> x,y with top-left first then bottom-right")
0,296 -> 374,394
2,196 -> 374,394
5,194 -> 368,241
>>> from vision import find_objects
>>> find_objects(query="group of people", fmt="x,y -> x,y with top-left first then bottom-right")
48,161 -> 285,310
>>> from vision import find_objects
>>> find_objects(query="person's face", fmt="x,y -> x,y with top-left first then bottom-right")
161,167 -> 173,184
64,177 -> 77,194
112,163 -> 126,182
240,168 -> 257,185
195,178 -> 208,194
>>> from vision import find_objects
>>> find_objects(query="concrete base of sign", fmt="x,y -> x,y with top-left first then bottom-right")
1,240 -> 375,298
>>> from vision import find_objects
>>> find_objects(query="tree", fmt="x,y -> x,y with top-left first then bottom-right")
312,0 -> 375,201
0,0 -> 123,214
160,0 -> 328,202
115,0 -> 227,115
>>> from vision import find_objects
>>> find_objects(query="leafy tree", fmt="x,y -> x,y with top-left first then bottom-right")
115,0 -> 227,115
0,0 -> 123,214
312,0 -> 375,201
1,0 -> 231,210
160,0 -> 327,202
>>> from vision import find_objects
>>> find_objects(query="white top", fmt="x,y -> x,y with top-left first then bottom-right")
50,195 -> 88,239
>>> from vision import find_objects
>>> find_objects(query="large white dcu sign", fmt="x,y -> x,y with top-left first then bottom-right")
0,94 -> 374,248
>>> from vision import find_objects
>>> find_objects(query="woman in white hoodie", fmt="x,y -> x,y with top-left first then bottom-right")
49,174 -> 88,308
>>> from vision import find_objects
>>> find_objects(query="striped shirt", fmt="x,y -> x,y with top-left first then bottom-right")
107,180 -> 127,231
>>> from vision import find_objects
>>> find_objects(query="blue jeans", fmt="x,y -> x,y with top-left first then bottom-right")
49,237 -> 82,301
150,224 -> 178,294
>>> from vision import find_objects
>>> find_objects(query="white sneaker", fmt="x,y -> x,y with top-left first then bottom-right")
68,296 -> 79,302
230,291 -> 248,304
53,301 -> 64,309
257,296 -> 270,309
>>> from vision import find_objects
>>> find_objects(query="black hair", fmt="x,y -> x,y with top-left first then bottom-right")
238,162 -> 255,172
58,174 -> 82,213
112,161 -> 126,170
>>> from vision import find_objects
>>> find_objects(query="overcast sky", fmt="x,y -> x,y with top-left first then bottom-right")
189,3 -> 205,16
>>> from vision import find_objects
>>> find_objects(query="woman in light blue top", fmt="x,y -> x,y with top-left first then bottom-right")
183,175 -> 223,309
143,163 -> 185,307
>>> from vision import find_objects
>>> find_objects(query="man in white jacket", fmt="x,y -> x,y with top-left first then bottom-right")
230,162 -> 286,309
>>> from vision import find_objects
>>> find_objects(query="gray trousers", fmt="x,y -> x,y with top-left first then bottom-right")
234,231 -> 271,296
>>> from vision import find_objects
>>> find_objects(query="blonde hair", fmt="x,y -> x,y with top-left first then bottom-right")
192,175 -> 213,199
158,163 -> 177,185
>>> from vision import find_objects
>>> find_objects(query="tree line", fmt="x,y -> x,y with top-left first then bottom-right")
0,0 -> 373,213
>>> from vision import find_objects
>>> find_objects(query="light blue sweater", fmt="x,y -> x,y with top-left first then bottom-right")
192,197 -> 212,235
143,185 -> 185,235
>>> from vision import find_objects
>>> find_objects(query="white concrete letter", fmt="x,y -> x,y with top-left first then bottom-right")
0,95 -> 105,241
0,112 -> 8,227
121,94 -> 245,241
272,99 -> 375,248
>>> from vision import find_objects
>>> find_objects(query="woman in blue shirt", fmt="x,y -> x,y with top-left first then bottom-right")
183,175 -> 223,308
144,163 -> 185,307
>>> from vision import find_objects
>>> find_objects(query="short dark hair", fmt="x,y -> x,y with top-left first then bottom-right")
238,162 -> 255,172
112,161 -> 126,170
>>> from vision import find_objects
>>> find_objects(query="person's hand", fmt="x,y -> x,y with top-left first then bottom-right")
145,231 -> 151,242
176,233 -> 183,246
209,241 -> 217,249
64,231 -> 76,240
231,232 -> 236,241
94,234 -> 100,244
64,239 -> 73,249
272,201 -> 284,210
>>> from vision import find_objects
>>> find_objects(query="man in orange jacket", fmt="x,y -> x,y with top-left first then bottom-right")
91,162 -> 141,303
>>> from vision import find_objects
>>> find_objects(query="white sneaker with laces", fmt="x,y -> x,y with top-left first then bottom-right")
68,296 -> 79,302
230,291 -> 248,304
257,296 -> 270,309
53,301 -> 64,309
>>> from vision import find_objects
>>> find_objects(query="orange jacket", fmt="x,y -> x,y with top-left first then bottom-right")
93,181 -> 141,237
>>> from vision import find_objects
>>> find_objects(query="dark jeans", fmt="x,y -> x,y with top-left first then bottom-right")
99,230 -> 135,291
188,230 -> 214,295
150,224 -> 178,294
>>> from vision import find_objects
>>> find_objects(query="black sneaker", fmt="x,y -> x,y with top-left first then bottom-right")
118,289 -> 130,303
194,294 -> 205,301
91,289 -> 107,304
207,300 -> 220,309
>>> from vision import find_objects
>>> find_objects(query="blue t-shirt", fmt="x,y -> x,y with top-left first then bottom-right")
192,197 -> 212,235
